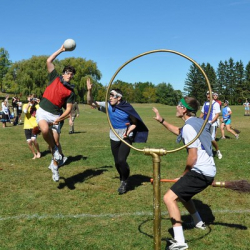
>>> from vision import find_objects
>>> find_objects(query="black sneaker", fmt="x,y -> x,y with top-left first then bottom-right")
118,181 -> 128,195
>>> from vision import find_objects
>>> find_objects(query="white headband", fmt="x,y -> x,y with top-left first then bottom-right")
110,90 -> 123,98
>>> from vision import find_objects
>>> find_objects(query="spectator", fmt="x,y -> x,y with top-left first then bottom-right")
23,95 -> 41,159
69,101 -> 80,134
243,99 -> 250,116
1,100 -> 10,128
14,97 -> 23,125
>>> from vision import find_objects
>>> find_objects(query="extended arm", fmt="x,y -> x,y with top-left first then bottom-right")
47,45 -> 66,73
86,78 -> 99,108
152,107 -> 180,135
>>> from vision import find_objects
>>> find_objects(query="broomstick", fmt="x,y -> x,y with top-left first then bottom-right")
150,178 -> 250,193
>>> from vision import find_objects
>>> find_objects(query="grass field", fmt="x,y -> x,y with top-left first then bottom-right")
0,103 -> 249,250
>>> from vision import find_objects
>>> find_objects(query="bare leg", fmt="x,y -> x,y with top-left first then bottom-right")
32,138 -> 41,158
164,190 -> 182,227
38,120 -> 55,150
212,140 -> 219,151
52,130 -> 63,155
220,123 -> 225,138
27,140 -> 37,159
225,124 -> 237,136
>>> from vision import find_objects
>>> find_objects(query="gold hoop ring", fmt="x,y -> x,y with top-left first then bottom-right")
105,49 -> 212,154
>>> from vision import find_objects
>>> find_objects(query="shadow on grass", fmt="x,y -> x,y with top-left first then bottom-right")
138,198 -> 247,244
127,174 -> 151,192
61,155 -> 88,166
57,165 -> 112,190
41,149 -> 51,157
68,131 -> 87,134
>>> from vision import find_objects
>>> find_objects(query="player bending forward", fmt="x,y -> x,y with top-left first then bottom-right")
153,97 -> 216,250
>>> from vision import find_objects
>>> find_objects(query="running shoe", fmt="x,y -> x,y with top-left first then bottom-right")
195,221 -> 206,230
166,239 -> 188,250
51,163 -> 60,182
217,150 -> 222,159
58,156 -> 68,167
48,159 -> 53,170
235,134 -> 239,139
53,146 -> 62,162
118,181 -> 128,195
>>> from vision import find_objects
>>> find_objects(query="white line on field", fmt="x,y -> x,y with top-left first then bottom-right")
0,209 -> 249,221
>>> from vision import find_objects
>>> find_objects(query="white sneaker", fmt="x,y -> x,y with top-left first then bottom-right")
217,150 -> 222,159
58,156 -> 68,167
195,221 -> 206,230
235,134 -> 239,139
48,159 -> 53,170
51,163 -> 60,182
166,239 -> 188,250
53,146 -> 62,162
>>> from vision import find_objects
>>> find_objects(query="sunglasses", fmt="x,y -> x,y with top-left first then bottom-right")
177,102 -> 185,108
110,93 -> 118,99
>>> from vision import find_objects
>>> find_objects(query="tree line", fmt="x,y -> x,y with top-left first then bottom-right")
1,47 -> 250,105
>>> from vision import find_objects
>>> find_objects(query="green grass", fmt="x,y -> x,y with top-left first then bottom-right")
0,103 -> 249,250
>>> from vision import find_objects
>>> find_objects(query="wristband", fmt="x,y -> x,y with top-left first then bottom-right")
160,118 -> 165,124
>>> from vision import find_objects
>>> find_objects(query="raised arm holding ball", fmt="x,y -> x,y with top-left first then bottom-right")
36,41 -> 76,182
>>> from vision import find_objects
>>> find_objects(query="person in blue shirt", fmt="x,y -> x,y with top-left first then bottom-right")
86,78 -> 148,195
220,100 -> 239,139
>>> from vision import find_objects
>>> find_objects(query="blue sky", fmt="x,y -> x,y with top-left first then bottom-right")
2,0 -> 250,92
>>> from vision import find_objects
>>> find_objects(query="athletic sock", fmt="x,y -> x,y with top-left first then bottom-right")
173,226 -> 185,243
191,211 -> 202,225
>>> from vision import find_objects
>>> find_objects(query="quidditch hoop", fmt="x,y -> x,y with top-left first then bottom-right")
105,49 -> 212,154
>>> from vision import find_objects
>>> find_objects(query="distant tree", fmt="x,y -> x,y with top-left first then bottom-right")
184,64 -> 205,104
142,85 -> 156,103
156,82 -> 182,105
134,82 -> 154,103
244,62 -> 250,100
0,48 -> 12,92
3,56 -> 48,97
202,63 -> 217,91
3,56 -> 101,102
234,60 -> 245,104
216,61 -> 227,100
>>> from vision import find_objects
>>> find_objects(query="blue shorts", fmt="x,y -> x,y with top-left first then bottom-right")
223,119 -> 231,125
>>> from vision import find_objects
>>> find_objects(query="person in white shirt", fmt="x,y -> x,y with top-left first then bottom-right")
200,91 -> 222,159
152,96 -> 216,250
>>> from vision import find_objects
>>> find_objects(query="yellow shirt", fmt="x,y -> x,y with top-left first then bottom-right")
23,103 -> 39,129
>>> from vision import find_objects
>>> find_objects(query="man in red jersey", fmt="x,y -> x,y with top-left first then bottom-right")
36,44 -> 75,182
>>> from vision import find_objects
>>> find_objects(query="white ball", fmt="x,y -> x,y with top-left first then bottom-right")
63,39 -> 76,51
